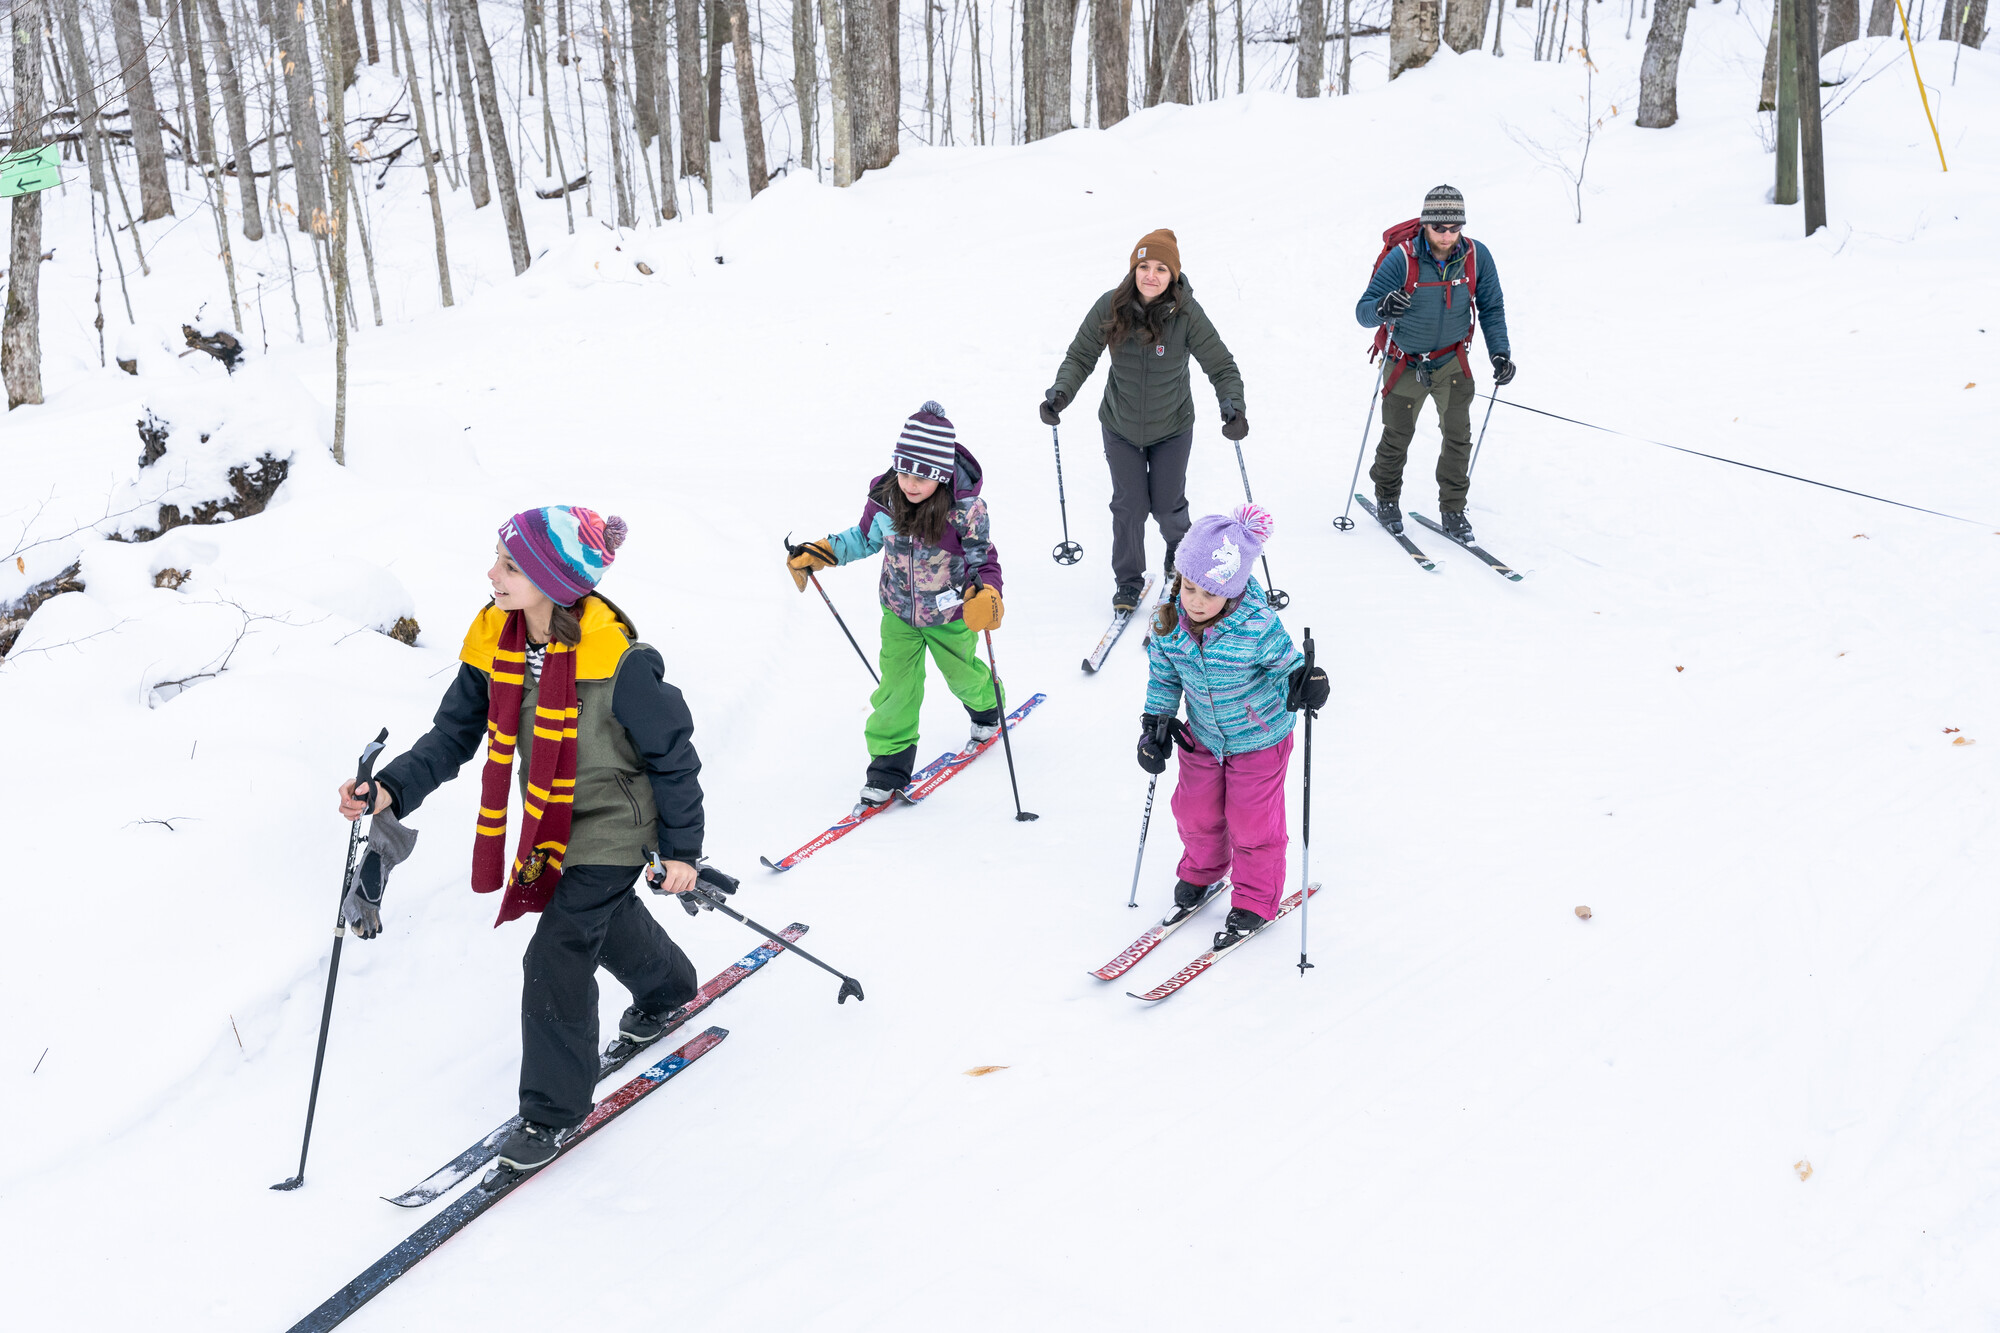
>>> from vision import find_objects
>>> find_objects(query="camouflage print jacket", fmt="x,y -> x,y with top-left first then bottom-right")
826,446 -> 1004,629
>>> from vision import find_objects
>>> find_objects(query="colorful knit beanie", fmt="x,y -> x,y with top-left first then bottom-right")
893,402 -> 958,483
1175,504 -> 1275,600
1129,228 -> 1181,279
500,506 -> 628,606
1420,185 -> 1466,228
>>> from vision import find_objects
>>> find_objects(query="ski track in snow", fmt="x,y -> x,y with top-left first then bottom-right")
1,11 -> 1997,1331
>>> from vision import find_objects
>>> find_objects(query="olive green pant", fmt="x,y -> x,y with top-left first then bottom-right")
863,610 -> 999,789
1369,359 -> 1476,513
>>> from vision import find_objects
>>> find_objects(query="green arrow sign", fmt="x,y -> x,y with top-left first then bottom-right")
0,145 -> 61,198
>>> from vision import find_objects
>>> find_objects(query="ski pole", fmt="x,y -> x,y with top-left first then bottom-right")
273,726 -> 388,1192
1127,772 -> 1158,908
1297,631 -> 1316,976
983,629 -> 1039,822
1050,424 -> 1083,565
784,535 -> 879,685
1467,382 -> 1501,477
1230,441 -> 1289,609
1333,358 -> 1390,532
658,865 -> 865,1003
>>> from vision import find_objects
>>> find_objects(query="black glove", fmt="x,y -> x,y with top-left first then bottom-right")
1039,388 -> 1068,426
1491,353 -> 1516,386
1375,289 -> 1412,321
1285,662 -> 1329,713
1137,713 -> 1186,774
1220,401 -> 1249,442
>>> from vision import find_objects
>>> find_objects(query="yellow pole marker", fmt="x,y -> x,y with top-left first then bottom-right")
1891,0 -> 1948,171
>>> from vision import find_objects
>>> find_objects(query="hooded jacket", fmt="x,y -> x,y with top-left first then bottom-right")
826,444 -> 1004,629
1049,276 -> 1246,448
1144,579 -> 1301,759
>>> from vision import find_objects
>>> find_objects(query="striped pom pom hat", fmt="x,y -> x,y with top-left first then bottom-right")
893,401 -> 958,483
500,505 -> 629,606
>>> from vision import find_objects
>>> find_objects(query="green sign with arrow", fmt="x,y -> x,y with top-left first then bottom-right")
0,145 -> 61,198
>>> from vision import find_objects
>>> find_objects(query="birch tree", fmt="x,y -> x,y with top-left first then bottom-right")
112,0 -> 176,219
56,0 -> 108,197
199,0 -> 264,238
5,0 -> 46,407
455,0 -> 531,271
1389,0 -> 1440,77
1443,0 -> 1487,51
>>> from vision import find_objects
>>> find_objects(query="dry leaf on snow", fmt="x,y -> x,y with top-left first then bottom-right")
1575,906 -> 1592,921
963,1066 -> 1009,1077
1795,1159 -> 1814,1181
1953,737 -> 1975,746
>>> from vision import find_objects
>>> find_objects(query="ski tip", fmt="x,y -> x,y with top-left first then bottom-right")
1080,658 -> 1098,674
758,856 -> 790,873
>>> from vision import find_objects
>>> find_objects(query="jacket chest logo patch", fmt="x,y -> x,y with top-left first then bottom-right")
1154,344 -> 1165,357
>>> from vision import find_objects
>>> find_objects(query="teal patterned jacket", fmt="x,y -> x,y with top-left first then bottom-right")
1144,579 -> 1302,758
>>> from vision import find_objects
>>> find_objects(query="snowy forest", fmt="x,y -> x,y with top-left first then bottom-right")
1,0 -> 1995,1325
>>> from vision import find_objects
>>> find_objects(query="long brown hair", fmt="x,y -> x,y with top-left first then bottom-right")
1102,270 -> 1184,349
548,592 -> 638,647
1152,575 -> 1183,637
870,472 -> 957,546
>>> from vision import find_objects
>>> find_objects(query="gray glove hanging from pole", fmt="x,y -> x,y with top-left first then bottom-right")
342,808 -> 419,940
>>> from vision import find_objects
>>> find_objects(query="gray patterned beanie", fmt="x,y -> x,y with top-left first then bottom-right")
1420,184 -> 1466,227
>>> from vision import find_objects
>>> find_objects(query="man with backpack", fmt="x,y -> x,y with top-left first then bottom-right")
1354,185 -> 1514,544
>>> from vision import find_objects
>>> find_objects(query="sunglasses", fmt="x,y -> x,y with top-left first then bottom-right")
1427,223 -> 1462,234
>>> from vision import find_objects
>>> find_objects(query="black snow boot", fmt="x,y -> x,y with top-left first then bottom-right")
1163,542 -> 1180,584
1113,577 -> 1147,615
1442,509 -> 1475,544
1374,496 -> 1404,534
1212,906 -> 1268,952
616,1002 -> 687,1046
495,1119 -> 578,1172
1164,879 -> 1216,925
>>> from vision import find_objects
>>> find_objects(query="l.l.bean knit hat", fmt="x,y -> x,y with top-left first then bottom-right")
500,505 -> 628,606
1420,184 -> 1467,228
1175,503 -> 1275,600
893,401 -> 958,483
1129,228 -> 1181,279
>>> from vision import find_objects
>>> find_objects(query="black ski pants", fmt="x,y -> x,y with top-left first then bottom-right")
519,863 -> 698,1129
1103,423 -> 1194,585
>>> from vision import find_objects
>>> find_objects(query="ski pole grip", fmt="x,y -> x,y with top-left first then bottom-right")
355,727 -> 389,809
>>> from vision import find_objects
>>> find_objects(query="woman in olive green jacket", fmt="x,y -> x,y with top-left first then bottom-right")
1042,228 -> 1248,614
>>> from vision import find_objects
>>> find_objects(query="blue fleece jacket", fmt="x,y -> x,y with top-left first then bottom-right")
1354,237 -> 1510,361
1144,580 -> 1302,759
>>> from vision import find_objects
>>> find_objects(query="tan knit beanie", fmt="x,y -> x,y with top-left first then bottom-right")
1129,229 -> 1181,279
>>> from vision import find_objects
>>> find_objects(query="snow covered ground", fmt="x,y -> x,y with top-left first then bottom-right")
3,7 -> 1997,1329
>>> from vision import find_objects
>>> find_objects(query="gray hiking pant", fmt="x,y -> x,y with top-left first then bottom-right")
1103,423 -> 1194,585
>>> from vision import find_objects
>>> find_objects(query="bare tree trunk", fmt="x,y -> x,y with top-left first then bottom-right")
708,0 -> 724,140
1759,0 -> 1780,106
5,0 -> 46,408
272,0 -> 329,229
632,0 -> 661,144
1150,0 -> 1191,102
1298,0 -> 1324,92
726,0 -> 770,191
177,0 -> 218,165
847,0 -> 899,170
649,6 -> 676,215
599,0 -> 637,223
389,0 -> 452,301
1864,0 -> 1892,34
320,0 -> 352,459
1961,0 -> 1987,44
455,0 -> 530,272
112,0 -> 176,218
1636,0 -> 1687,125
359,0 -> 379,62
1092,0 -> 1127,123
57,0 -> 109,196
450,0 -> 491,204
820,0 -> 855,182
794,0 -> 817,166
1041,0 -> 1077,131
1389,0 -> 1440,75
197,0 -> 262,237
1023,0 -> 1042,140
1822,0 -> 1857,45
1443,0 -> 1487,49
678,0 -> 709,176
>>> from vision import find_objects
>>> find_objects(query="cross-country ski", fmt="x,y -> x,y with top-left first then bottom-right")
1409,511 -> 1523,581
1089,880 -> 1231,980
1082,573 -> 1157,672
1353,493 -> 1438,571
1126,886 -> 1322,1003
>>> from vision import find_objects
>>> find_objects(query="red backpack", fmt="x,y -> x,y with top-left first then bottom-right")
1367,219 -> 1479,392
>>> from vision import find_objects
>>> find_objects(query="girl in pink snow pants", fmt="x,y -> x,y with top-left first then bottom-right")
1137,505 -> 1328,951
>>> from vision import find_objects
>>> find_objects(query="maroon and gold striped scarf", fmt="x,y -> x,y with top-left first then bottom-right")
473,610 -> 580,925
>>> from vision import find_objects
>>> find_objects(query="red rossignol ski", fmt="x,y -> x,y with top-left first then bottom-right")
1088,880 -> 1231,981
759,693 -> 1046,871
1126,885 -> 1320,1003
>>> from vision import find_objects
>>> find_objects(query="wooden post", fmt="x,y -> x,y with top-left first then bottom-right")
1794,0 -> 1827,233
1775,0 -> 1799,205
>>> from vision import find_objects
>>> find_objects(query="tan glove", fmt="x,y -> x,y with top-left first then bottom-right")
786,538 -> 836,592
961,584 -> 1003,633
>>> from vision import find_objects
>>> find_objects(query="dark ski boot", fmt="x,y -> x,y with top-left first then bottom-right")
494,1119 -> 578,1172
1113,578 -> 1146,615
1374,496 -> 1405,535
1164,879 -> 1215,926
616,1002 -> 687,1046
1212,906 -> 1268,952
1441,509 -> 1475,544
1163,542 -> 1180,585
